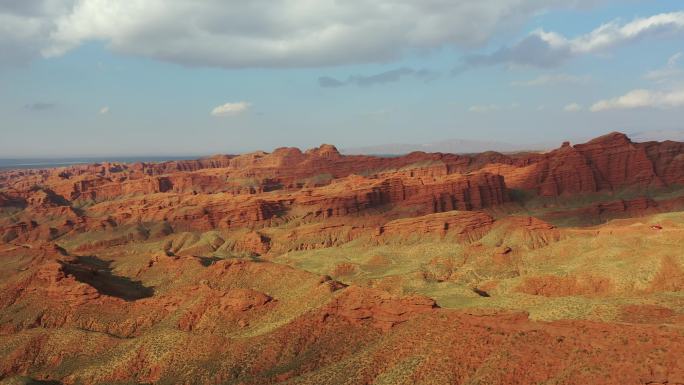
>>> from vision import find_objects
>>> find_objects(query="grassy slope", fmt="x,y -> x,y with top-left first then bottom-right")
269,211 -> 684,322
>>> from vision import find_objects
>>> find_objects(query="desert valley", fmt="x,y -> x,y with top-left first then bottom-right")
1,132 -> 683,384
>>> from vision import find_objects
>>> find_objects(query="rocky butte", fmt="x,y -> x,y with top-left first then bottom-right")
1,132 -> 684,384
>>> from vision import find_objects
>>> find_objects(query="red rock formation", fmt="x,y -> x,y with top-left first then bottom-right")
83,194 -> 286,231
516,274 -> 613,297
1,260 -> 103,309
38,262 -> 103,305
1,132 -> 680,253
0,132 -> 681,253
177,285 -> 273,332
305,143 -> 342,159
2,133 -> 681,207
620,304 -> 678,324
323,286 -> 438,331
235,231 -> 271,255
377,211 -> 494,241
490,216 -> 561,248
490,132 -> 683,196
541,196 -> 660,224
295,172 -> 509,219
272,223 -> 368,252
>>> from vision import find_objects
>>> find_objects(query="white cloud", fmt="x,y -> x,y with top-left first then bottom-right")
511,73 -> 589,87
99,106 -> 109,114
211,102 -> 251,117
645,52 -> 683,82
563,103 -> 583,112
590,89 -> 684,111
459,12 -> 684,70
1,0 -> 606,68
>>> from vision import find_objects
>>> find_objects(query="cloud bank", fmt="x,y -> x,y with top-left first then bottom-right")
591,89 -> 684,111
1,0 -> 605,67
457,12 -> 684,71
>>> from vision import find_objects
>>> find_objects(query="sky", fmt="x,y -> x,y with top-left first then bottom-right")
1,0 -> 684,157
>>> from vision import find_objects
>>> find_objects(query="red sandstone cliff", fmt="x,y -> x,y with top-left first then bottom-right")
0,133 -> 682,244
486,132 -> 684,196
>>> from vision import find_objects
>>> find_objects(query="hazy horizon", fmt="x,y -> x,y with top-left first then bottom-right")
1,127 -> 683,160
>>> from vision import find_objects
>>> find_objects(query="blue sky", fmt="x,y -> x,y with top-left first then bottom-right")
1,0 -> 683,157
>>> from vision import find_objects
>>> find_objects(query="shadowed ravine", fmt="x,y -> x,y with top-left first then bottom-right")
59,255 -> 154,301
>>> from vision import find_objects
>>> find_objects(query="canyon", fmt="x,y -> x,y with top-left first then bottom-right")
1,132 -> 684,385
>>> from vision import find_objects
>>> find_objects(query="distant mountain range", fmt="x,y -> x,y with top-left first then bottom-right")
342,129 -> 684,155
342,139 -> 539,155
629,129 -> 684,143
